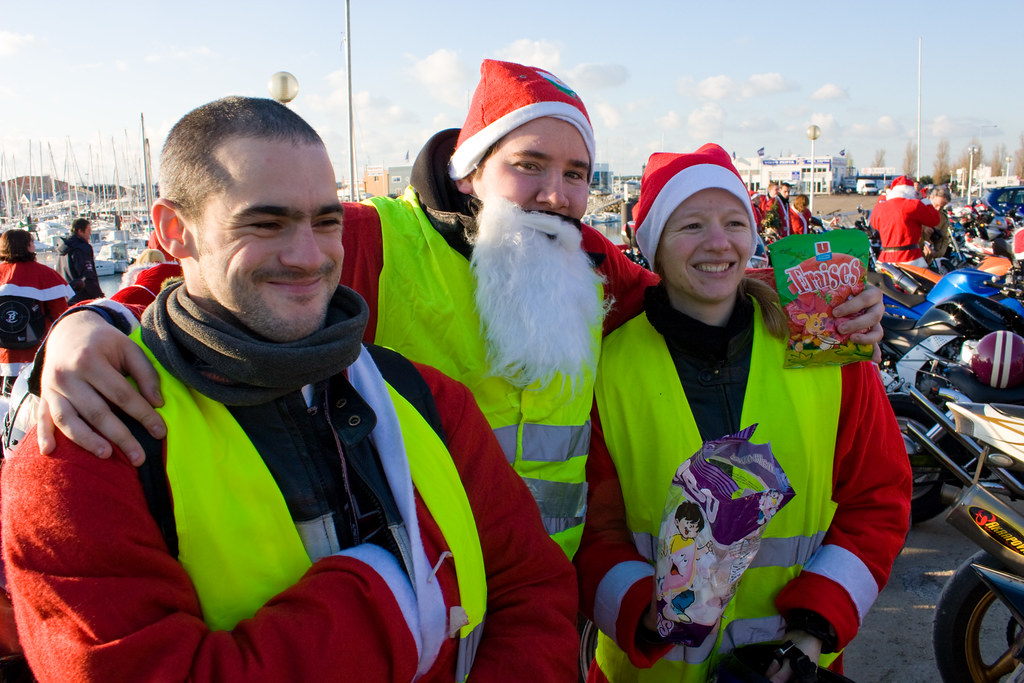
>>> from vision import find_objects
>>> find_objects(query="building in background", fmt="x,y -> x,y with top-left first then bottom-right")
734,154 -> 853,195
363,165 -> 412,198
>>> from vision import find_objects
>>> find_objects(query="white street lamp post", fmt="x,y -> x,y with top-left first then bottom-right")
806,125 -> 821,218
967,145 -> 978,201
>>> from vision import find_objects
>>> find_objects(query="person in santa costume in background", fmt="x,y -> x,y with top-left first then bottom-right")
0,230 -> 72,395
26,59 -> 885,564
574,144 -> 909,683
870,175 -> 941,266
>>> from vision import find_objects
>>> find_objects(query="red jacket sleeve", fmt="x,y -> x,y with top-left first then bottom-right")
774,361 -> 911,649
574,409 -> 673,668
582,226 -> 659,336
910,200 -> 942,229
1,432 -> 423,682
416,363 -> 579,681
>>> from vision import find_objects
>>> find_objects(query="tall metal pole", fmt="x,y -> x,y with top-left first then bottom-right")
806,125 -> 820,217
916,38 -> 922,182
809,137 -> 815,216
967,146 -> 977,201
345,0 -> 357,202
141,114 -> 154,221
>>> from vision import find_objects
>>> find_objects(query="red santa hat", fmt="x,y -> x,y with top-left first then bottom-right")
448,59 -> 596,181
887,175 -> 919,200
633,143 -> 759,272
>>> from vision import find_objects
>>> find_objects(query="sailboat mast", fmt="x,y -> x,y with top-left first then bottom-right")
112,137 -> 123,223
47,142 -> 58,209
38,142 -> 44,209
141,114 -> 154,223
97,133 -> 105,207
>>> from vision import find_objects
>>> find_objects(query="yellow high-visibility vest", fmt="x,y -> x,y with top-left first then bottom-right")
593,302 -> 842,681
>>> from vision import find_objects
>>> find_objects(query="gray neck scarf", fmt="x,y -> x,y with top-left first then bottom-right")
141,282 -> 369,406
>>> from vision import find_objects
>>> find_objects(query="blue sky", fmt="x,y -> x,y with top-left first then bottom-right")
2,0 -> 1020,188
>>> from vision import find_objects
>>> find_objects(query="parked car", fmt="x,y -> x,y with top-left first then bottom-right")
985,185 -> 1024,216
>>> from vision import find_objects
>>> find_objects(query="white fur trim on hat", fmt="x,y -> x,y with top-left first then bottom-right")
886,185 -> 919,200
448,101 -> 596,181
634,164 -> 759,273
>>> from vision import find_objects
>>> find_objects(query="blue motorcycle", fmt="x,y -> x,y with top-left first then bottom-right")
868,261 -> 1024,319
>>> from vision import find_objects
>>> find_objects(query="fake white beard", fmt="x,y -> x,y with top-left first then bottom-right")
471,196 -> 607,390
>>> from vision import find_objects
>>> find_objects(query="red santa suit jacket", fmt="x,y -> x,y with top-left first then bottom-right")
870,187 -> 941,263
1,361 -> 578,682
0,261 -> 72,378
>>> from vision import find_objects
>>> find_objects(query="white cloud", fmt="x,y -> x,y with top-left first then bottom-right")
687,103 -> 725,141
566,63 -> 628,89
656,110 -> 682,130
742,73 -> 795,98
848,115 -> 904,137
494,39 -> 562,73
735,117 -> 780,134
0,31 -> 34,56
697,75 -> 737,100
306,88 -> 418,127
930,115 -> 959,138
928,115 -> 1000,139
115,60 -> 129,72
682,72 -> 796,101
411,49 -> 472,109
811,83 -> 848,101
809,113 -> 840,137
594,102 -> 622,129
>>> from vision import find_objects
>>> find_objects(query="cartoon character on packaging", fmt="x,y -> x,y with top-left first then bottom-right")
658,501 -> 712,628
758,489 -> 785,526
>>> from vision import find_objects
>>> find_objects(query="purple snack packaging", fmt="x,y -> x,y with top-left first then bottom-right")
654,425 -> 794,647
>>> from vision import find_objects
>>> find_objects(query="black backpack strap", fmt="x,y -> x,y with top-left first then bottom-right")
124,413 -> 179,558
365,344 -> 448,445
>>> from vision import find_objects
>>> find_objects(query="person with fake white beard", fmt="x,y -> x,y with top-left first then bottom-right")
25,59 -> 885,561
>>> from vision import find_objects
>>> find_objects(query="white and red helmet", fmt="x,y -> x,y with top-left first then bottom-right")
971,330 -> 1024,389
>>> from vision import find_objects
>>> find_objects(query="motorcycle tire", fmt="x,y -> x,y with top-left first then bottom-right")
888,394 -> 963,524
578,616 -> 598,682
933,550 -> 1020,682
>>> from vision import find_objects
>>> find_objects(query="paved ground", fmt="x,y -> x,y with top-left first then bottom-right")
844,510 -> 992,682
812,193 -> 880,224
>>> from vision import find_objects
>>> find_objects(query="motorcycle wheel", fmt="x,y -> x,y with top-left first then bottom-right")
578,616 -> 598,682
888,394 -> 962,524
933,550 -> 1020,682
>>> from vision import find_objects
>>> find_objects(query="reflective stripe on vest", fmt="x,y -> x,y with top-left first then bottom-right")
367,190 -> 600,557
593,302 -> 842,682
131,331 -> 486,649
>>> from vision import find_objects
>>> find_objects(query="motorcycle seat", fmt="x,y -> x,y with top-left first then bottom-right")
881,315 -> 919,332
945,364 -> 1024,404
867,271 -> 928,309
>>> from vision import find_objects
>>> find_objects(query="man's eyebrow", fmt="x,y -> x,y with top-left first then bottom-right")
232,203 -> 345,222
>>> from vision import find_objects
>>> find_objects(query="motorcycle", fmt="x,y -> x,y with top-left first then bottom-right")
877,298 -> 1024,523
869,261 -> 1024,319
918,399 -> 1024,682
